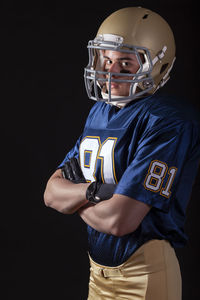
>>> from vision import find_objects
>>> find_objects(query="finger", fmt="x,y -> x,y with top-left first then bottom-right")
62,161 -> 75,181
70,157 -> 85,182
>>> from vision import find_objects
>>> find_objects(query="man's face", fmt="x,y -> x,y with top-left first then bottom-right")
102,50 -> 141,96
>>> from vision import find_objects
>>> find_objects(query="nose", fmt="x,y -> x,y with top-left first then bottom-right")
108,62 -> 121,74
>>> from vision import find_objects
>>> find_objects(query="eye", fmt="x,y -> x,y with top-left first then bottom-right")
121,61 -> 129,67
105,59 -> 112,65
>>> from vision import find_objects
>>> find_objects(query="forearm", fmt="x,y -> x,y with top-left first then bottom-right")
78,194 -> 151,236
78,199 -> 116,235
44,170 -> 90,214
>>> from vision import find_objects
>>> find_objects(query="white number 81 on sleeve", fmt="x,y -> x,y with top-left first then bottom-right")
144,160 -> 177,198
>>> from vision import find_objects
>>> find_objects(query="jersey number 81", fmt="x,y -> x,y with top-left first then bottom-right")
79,136 -> 118,184
144,160 -> 177,198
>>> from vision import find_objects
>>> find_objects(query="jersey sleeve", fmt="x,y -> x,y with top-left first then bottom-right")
114,119 -> 200,212
57,134 -> 82,169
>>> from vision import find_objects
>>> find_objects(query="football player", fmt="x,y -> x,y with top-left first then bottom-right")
44,7 -> 200,299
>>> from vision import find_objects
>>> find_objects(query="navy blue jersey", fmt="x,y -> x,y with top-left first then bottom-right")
58,92 -> 200,266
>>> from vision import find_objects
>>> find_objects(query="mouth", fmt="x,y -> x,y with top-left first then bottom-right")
109,82 -> 119,89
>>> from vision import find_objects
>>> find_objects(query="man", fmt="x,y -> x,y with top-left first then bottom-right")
44,7 -> 200,299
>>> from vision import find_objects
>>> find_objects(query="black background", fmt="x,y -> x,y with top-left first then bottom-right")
1,0 -> 200,299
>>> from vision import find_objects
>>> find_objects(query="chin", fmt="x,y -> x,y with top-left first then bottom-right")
110,89 -> 124,96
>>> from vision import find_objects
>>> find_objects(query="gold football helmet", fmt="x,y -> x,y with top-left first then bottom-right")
84,7 -> 176,105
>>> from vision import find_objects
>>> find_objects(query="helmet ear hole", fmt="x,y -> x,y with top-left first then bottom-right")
160,63 -> 168,74
142,14 -> 149,19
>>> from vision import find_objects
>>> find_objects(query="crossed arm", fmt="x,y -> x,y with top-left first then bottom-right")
44,168 -> 151,236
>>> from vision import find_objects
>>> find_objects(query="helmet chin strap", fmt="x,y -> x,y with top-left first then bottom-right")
97,81 -> 134,108
101,91 -> 135,108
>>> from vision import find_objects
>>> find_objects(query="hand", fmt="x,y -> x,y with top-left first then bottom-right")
86,181 -> 116,204
61,157 -> 86,183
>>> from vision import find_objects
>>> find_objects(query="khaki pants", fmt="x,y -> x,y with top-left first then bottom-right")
88,240 -> 182,300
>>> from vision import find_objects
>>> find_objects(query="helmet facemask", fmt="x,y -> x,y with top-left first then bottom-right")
84,35 -> 154,105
